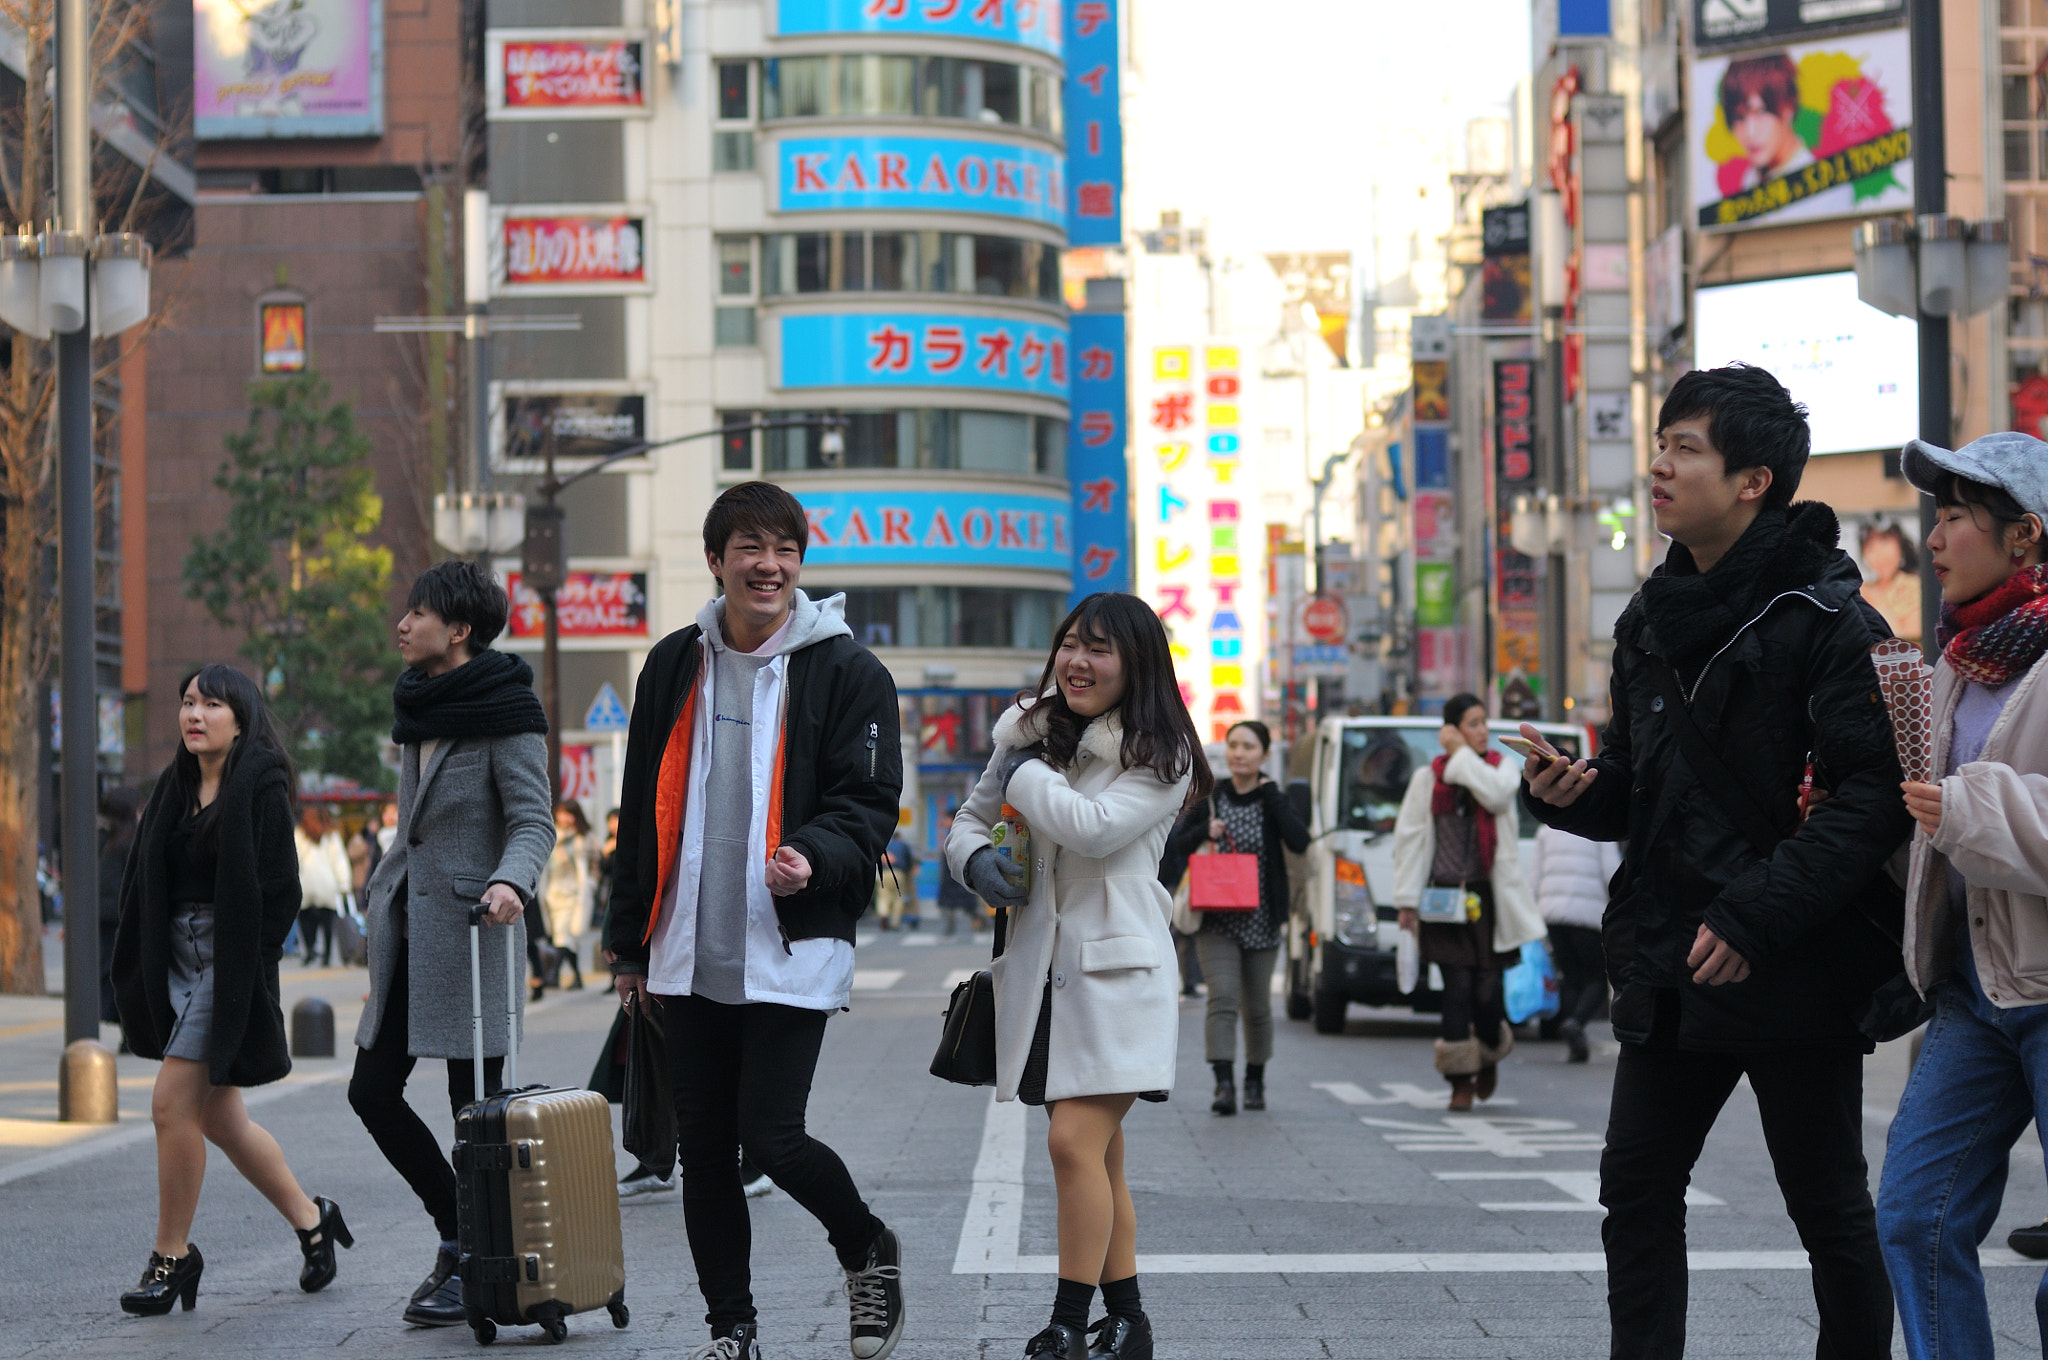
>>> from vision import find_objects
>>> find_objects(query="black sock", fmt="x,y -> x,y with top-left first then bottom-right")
1051,1277 -> 1095,1331
1244,1064 -> 1264,1083
1100,1274 -> 1145,1324
1211,1060 -> 1233,1084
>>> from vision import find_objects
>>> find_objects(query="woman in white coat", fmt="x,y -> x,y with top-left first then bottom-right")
946,593 -> 1210,1360
1391,692 -> 1548,1109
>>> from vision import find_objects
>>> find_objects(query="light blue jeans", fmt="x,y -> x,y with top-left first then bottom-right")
1877,941 -> 2048,1359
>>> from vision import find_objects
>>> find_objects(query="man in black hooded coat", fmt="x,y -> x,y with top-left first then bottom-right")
1523,365 -> 1913,1359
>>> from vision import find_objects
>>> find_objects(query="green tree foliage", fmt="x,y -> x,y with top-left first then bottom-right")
185,372 -> 398,788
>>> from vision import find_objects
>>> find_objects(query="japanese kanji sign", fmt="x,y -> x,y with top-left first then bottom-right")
778,312 -> 1070,401
497,37 -> 645,111
1067,312 -> 1128,603
1062,0 -> 1120,245
775,0 -> 1063,55
506,572 -> 650,638
501,214 -> 646,288
776,135 -> 1065,227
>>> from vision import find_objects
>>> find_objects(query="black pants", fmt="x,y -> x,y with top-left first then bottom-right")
1601,1041 -> 1890,1360
665,992 -> 882,1331
1549,924 -> 1606,1028
300,907 -> 336,966
348,939 -> 504,1241
1439,965 -> 1504,1047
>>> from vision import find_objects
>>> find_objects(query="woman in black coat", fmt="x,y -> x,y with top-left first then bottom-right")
1164,720 -> 1310,1115
111,665 -> 350,1316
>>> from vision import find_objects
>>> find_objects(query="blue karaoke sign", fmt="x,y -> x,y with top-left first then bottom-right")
1065,311 -> 1128,602
795,488 -> 1072,575
779,311 -> 1071,402
1061,0 -> 1120,245
775,136 -> 1066,228
775,0 -> 1062,56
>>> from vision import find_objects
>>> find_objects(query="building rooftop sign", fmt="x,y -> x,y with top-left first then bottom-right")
774,0 -> 1062,56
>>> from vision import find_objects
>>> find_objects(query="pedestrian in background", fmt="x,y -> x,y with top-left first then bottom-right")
541,799 -> 592,991
1529,823 -> 1617,1063
374,799 -> 399,856
1523,365 -> 1910,1358
98,785 -> 144,1026
947,591 -> 1210,1360
1392,692 -> 1544,1110
888,831 -> 920,930
111,664 -> 348,1315
1164,719 -> 1308,1116
605,483 -> 905,1360
1874,434 -> 2048,1358
346,809 -> 377,898
293,804 -> 350,968
347,560 -> 554,1329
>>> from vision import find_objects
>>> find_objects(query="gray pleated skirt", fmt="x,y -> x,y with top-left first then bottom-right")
164,907 -> 216,1062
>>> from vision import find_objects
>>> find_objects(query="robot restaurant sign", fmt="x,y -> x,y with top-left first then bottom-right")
775,136 -> 1066,229
795,489 -> 1072,575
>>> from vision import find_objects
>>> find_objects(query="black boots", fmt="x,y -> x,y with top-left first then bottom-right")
295,1196 -> 353,1293
1024,1323 -> 1088,1358
1210,1062 -> 1236,1116
1242,1065 -> 1266,1111
1560,1017 -> 1590,1063
120,1244 -> 204,1316
1087,1314 -> 1154,1359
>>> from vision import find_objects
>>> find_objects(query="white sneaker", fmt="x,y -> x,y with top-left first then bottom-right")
618,1165 -> 675,1197
743,1172 -> 773,1199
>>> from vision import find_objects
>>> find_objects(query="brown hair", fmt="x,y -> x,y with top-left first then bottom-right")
703,480 -> 809,561
1718,54 -> 1799,128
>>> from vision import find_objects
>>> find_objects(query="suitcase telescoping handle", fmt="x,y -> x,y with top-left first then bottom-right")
466,901 -> 522,1104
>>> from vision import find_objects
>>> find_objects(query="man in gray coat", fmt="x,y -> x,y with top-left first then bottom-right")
348,560 -> 555,1327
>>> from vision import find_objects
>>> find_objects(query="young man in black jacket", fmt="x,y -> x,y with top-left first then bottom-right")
1522,365 -> 1913,1359
607,482 -> 905,1360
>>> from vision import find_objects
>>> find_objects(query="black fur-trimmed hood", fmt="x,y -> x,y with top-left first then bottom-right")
1622,502 -> 1864,675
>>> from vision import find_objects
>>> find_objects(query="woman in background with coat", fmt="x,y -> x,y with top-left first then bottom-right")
112,664 -> 349,1315
1390,691 -> 1547,1110
947,592 -> 1210,1360
1165,720 -> 1308,1115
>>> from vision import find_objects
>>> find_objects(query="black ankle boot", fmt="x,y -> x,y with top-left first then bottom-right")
120,1244 -> 204,1316
1087,1314 -> 1154,1359
1242,1067 -> 1266,1111
1210,1064 -> 1237,1116
296,1196 -> 353,1293
1024,1322 -> 1087,1358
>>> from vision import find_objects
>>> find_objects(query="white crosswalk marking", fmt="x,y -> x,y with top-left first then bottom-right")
900,934 -> 938,947
855,933 -> 879,948
1316,1080 -> 1518,1109
850,970 -> 905,992
942,969 -> 980,990
1360,1115 -> 1604,1158
1435,1171 -> 1722,1211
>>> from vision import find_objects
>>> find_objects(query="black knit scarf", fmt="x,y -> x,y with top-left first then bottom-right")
390,647 -> 549,746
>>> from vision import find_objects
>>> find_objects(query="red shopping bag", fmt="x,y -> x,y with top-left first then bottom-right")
1188,825 -> 1261,911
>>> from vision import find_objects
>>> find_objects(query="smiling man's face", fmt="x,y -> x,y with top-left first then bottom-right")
708,527 -> 804,648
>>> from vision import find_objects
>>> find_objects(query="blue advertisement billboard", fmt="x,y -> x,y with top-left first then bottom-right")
1066,312 -> 1128,602
1062,0 -> 1120,245
795,488 -> 1072,574
779,312 -> 1071,402
775,0 -> 1062,56
776,136 -> 1065,228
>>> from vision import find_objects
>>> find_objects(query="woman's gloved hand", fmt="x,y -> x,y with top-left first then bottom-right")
995,743 -> 1045,800
964,845 -> 1029,906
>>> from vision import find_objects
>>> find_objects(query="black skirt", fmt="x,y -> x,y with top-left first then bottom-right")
1418,881 -> 1520,972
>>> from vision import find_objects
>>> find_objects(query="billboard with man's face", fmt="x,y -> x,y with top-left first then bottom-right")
1689,26 -> 1912,232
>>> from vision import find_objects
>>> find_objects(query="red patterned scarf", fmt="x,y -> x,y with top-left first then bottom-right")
1940,563 -> 2048,687
1431,750 -> 1502,874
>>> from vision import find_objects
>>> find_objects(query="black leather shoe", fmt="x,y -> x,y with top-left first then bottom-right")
403,1271 -> 466,1327
1023,1323 -> 1087,1359
2011,1220 -> 2048,1259
1210,1075 -> 1236,1116
120,1244 -> 203,1316
296,1196 -> 353,1293
1087,1314 -> 1153,1360
410,1245 -> 458,1305
1242,1074 -> 1266,1111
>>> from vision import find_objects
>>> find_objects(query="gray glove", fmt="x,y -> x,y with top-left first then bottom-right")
964,845 -> 1029,906
995,742 -> 1045,799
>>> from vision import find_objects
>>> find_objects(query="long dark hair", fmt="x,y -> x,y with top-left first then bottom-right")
171,664 -> 296,845
1023,593 -> 1213,806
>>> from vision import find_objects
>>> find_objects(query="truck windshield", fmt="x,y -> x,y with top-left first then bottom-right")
1333,725 -> 1583,838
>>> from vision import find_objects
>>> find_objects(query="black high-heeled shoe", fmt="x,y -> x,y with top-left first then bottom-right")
120,1244 -> 203,1316
296,1196 -> 353,1293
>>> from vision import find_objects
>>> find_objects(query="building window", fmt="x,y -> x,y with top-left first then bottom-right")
762,231 -> 1060,302
715,307 -> 758,347
760,55 -> 1060,135
838,587 -> 1063,650
715,236 -> 757,347
752,407 -> 1066,477
721,410 -> 761,474
714,59 -> 755,171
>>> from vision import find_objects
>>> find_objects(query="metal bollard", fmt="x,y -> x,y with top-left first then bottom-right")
58,1039 -> 118,1123
291,996 -> 335,1058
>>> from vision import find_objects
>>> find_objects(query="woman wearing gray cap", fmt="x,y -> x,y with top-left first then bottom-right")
1872,431 -> 2048,1358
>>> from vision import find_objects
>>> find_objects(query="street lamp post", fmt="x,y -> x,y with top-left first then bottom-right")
1910,0 -> 1947,658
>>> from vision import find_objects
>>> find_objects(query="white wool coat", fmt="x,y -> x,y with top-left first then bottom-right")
1529,824 -> 1621,931
945,701 -> 1191,1103
1389,746 -> 1547,955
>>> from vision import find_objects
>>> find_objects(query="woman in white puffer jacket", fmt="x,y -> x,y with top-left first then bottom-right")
1529,824 -> 1618,1061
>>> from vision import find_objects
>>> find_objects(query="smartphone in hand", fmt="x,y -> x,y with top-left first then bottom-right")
1500,734 -> 1555,762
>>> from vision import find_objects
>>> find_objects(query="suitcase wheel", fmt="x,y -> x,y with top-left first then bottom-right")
471,1318 -> 495,1346
608,1297 -> 630,1329
542,1317 -> 568,1344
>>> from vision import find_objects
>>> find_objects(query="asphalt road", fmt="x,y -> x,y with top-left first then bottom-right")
4,924 -> 2047,1358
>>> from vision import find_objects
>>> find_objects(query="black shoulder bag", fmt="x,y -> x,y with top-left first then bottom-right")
1652,666 -> 1930,1043
931,905 -> 1007,1086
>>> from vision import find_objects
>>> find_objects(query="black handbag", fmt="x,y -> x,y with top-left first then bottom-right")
931,905 -> 1008,1086
621,993 -> 676,1175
